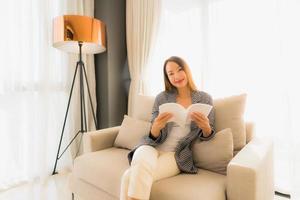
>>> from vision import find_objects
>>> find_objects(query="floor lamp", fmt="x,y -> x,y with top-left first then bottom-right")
52,15 -> 106,175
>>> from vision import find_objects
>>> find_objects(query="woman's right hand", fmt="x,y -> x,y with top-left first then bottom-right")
150,112 -> 173,138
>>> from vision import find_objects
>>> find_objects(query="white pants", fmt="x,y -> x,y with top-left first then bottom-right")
120,145 -> 180,200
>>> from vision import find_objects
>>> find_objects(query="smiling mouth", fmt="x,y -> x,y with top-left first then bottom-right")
175,79 -> 184,84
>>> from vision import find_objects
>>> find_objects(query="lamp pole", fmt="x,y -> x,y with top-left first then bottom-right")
52,15 -> 106,175
52,41 -> 98,175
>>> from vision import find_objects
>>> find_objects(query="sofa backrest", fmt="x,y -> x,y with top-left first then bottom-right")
132,95 -> 155,122
132,94 -> 253,150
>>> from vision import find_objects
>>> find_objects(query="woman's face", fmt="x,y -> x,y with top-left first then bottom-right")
165,61 -> 188,89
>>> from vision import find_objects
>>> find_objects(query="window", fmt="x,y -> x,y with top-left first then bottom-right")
146,0 -> 300,195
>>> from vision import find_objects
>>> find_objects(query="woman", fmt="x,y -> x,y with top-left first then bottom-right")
120,56 -> 216,200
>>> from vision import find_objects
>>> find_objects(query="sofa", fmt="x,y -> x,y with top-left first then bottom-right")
69,94 -> 274,200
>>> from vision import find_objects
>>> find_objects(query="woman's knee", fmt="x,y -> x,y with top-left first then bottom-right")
133,145 -> 157,159
131,145 -> 158,168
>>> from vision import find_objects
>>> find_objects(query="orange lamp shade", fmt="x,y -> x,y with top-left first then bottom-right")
53,15 -> 106,54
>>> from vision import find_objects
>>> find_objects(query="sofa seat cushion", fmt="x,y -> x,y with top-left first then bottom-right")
73,147 -> 226,200
151,169 -> 226,200
73,147 -> 130,197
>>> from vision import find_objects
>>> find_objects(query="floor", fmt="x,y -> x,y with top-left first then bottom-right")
0,172 -> 72,200
0,173 -> 289,200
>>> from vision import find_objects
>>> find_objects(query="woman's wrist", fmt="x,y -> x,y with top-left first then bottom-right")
149,132 -> 158,140
202,126 -> 212,137
150,126 -> 160,138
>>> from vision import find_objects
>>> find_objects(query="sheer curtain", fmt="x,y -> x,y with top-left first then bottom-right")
144,0 -> 206,96
0,0 -> 96,191
146,0 -> 300,198
126,0 -> 161,116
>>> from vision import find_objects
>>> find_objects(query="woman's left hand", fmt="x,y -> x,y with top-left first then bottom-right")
190,112 -> 212,135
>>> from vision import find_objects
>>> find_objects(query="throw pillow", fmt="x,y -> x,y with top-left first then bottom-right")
213,93 -> 247,151
192,128 -> 234,175
114,115 -> 151,150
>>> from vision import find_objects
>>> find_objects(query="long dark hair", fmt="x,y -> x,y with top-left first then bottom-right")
163,56 -> 198,92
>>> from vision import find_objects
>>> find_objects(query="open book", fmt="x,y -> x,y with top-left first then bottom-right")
158,103 -> 212,127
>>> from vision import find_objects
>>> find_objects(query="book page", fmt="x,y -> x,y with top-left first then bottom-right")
159,103 -> 186,127
186,103 -> 213,124
159,103 -> 212,127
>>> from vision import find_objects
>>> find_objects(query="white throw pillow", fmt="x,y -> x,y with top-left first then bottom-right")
192,128 -> 234,175
213,94 -> 247,151
114,115 -> 151,150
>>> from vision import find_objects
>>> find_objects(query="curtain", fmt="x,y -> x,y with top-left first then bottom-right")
146,0 -> 300,198
0,0 -> 96,191
144,0 -> 206,96
126,0 -> 161,116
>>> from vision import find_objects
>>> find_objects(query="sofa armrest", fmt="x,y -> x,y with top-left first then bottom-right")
226,137 -> 274,200
83,126 -> 121,153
